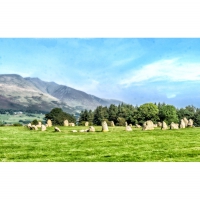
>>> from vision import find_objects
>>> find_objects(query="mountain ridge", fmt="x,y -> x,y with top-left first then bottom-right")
0,74 -> 123,113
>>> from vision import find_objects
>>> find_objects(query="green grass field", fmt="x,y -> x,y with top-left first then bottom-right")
0,113 -> 45,124
1,126 -> 200,162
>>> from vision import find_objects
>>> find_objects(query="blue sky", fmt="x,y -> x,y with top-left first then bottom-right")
1,38 -> 200,107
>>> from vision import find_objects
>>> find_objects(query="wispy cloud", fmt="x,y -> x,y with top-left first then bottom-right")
120,58 -> 200,86
111,57 -> 136,67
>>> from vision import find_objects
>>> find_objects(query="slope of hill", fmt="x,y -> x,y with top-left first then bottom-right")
0,74 -> 122,113
25,77 -> 122,110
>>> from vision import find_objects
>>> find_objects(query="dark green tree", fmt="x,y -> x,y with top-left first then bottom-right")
138,103 -> 159,124
158,104 -> 179,125
45,108 -> 76,126
31,119 -> 39,125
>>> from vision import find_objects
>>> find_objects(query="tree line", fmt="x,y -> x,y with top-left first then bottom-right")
78,103 -> 200,126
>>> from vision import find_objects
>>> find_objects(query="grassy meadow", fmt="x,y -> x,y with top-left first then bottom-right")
1,125 -> 200,162
0,113 -> 45,125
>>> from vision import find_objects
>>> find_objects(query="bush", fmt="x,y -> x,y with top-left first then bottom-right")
31,119 -> 39,125
13,123 -> 22,126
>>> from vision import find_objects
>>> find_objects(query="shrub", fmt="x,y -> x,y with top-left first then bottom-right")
13,123 -> 22,126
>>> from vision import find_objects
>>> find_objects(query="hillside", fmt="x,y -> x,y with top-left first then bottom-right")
0,74 -> 122,113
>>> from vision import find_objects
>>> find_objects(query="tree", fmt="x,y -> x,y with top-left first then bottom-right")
93,106 -> 109,125
31,119 -> 39,125
108,104 -> 118,123
45,108 -> 76,126
138,103 -> 159,124
158,104 -> 179,125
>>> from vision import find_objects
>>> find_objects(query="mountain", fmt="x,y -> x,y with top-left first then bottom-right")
0,74 -> 122,113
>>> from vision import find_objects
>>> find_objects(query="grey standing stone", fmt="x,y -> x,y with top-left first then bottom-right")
170,122 -> 179,129
41,125 -> 46,131
89,126 -> 95,132
102,121 -> 109,132
125,125 -> 132,131
180,119 -> 185,128
110,121 -> 115,127
142,120 -> 154,130
188,119 -> 193,127
47,119 -> 52,127
64,120 -> 69,126
161,121 -> 168,130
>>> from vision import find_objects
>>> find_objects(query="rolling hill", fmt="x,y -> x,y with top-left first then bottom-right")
0,74 -> 122,113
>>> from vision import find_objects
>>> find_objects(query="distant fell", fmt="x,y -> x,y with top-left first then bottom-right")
0,74 -> 122,113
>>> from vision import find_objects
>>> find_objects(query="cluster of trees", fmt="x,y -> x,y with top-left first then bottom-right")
79,103 -> 200,126
45,108 -> 76,125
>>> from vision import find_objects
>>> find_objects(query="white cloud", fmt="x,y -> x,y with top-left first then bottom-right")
120,58 -> 200,86
111,57 -> 136,67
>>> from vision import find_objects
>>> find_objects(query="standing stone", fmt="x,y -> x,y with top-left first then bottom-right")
41,124 -> 46,131
180,119 -> 186,128
157,122 -> 162,127
54,127 -> 61,132
129,124 -> 132,127
64,119 -> 69,126
69,123 -> 75,126
47,119 -> 52,127
154,124 -> 158,127
89,126 -> 95,132
125,125 -> 132,131
102,121 -> 109,132
38,121 -> 42,127
27,123 -> 32,129
125,122 -> 128,127
85,122 -> 89,126
188,119 -> 193,127
142,120 -> 154,130
183,117 -> 188,127
161,121 -> 168,130
110,121 -> 115,127
170,122 -> 179,129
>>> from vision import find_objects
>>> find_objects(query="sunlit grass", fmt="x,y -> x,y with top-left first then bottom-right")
1,126 -> 200,161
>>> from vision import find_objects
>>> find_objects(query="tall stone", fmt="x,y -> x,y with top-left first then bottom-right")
180,119 -> 185,128
188,119 -> 193,127
170,122 -> 179,129
157,122 -> 162,127
47,119 -> 52,127
27,123 -> 32,129
64,119 -> 69,126
161,121 -> 168,130
110,121 -> 115,127
85,122 -> 89,126
41,124 -> 46,131
102,121 -> 109,132
183,117 -> 188,127
38,121 -> 42,127
142,120 -> 154,130
125,122 -> 128,127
